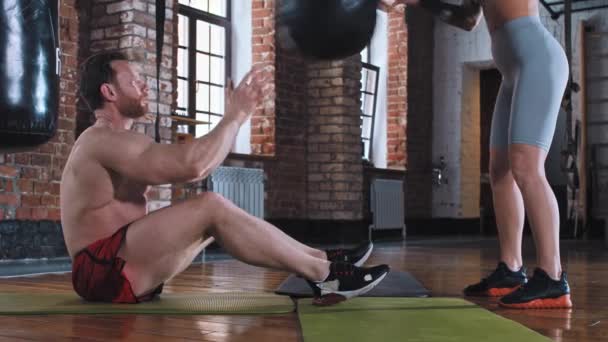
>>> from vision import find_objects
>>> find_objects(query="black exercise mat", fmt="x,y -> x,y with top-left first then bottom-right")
275,270 -> 430,298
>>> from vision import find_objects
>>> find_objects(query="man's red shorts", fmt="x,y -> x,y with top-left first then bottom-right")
71,224 -> 163,303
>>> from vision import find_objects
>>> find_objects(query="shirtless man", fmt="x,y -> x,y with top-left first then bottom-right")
389,0 -> 572,309
61,51 -> 388,305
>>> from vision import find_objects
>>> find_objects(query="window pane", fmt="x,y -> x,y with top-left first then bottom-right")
363,94 -> 374,116
365,71 -> 377,93
210,57 -> 224,85
195,113 -> 211,137
177,79 -> 189,109
361,46 -> 369,64
197,21 -> 210,53
177,48 -> 188,78
361,117 -> 372,140
196,53 -> 210,82
194,113 -> 222,138
195,124 -> 210,138
178,15 -> 189,47
210,114 -> 222,130
196,84 -> 210,112
196,113 -> 210,124
360,63 -> 378,161
177,124 -> 189,134
174,109 -> 189,134
363,140 -> 370,160
210,24 -> 225,56
179,0 -> 209,12
209,0 -> 227,17
209,85 -> 224,114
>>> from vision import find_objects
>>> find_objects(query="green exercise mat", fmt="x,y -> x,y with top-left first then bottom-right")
298,297 -> 550,342
0,292 -> 295,315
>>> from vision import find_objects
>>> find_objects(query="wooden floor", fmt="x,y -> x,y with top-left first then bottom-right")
0,237 -> 606,341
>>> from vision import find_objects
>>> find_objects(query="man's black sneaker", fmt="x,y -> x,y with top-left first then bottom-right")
307,262 -> 389,306
463,262 -> 528,297
326,242 -> 374,267
499,268 -> 572,309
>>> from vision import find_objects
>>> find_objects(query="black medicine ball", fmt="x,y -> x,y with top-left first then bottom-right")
277,0 -> 379,60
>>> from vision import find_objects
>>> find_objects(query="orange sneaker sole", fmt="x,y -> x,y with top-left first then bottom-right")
499,294 -> 573,309
466,285 -> 521,297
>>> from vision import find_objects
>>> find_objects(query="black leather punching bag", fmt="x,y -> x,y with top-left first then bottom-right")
0,0 -> 60,153
277,0 -> 379,60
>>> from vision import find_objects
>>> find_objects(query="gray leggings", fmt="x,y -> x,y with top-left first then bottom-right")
490,16 -> 569,152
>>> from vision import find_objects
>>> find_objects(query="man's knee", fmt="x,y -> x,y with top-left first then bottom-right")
193,191 -> 226,206
190,192 -> 235,222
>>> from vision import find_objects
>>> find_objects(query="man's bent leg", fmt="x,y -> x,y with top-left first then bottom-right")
118,192 -> 331,296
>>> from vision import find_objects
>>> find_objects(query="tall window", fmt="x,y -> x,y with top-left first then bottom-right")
360,48 -> 380,161
177,0 -> 231,137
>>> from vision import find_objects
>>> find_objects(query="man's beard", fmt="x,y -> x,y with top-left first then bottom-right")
118,96 -> 147,119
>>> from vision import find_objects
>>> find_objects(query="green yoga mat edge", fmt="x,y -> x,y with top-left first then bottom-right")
297,297 -> 552,342
0,292 -> 296,316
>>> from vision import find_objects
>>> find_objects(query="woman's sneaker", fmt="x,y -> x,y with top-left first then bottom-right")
326,242 -> 374,267
499,268 -> 572,309
307,262 -> 389,306
464,262 -> 528,297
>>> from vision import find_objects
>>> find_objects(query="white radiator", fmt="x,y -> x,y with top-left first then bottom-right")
369,179 -> 406,240
207,166 -> 265,218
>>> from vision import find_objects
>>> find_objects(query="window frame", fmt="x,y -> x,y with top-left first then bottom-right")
177,1 -> 232,136
361,62 -> 380,162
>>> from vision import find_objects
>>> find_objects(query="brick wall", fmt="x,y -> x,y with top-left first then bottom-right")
250,0 -> 276,156
267,4 -> 308,219
0,0 -> 175,221
387,6 -> 408,170
405,8 -> 434,218
306,57 -> 365,220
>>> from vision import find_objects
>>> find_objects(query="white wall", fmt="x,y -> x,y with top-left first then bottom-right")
370,10 -> 389,168
431,7 -> 608,218
231,0 -> 252,154
432,16 -> 492,217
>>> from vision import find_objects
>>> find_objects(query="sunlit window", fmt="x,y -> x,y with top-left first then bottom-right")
177,0 -> 230,137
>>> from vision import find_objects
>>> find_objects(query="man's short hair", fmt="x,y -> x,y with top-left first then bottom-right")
78,51 -> 128,111
75,51 -> 128,138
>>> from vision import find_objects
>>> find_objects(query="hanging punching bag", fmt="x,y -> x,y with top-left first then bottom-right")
0,0 -> 60,153
277,0 -> 380,60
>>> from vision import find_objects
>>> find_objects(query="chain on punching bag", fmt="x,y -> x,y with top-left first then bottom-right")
155,0 -> 165,143
277,0 -> 380,60
0,0 -> 61,153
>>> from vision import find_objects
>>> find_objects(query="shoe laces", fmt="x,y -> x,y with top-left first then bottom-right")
519,269 -> 551,290
332,262 -> 356,277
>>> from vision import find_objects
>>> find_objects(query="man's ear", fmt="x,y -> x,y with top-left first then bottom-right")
99,83 -> 116,102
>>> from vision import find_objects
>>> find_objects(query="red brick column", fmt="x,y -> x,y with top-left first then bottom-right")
306,57 -> 364,220
251,0 -> 276,156
387,7 -> 408,170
